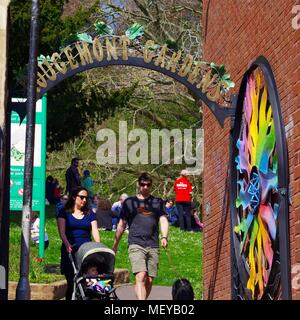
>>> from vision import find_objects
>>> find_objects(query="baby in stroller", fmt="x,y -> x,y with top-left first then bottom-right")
69,242 -> 118,300
84,262 -> 113,295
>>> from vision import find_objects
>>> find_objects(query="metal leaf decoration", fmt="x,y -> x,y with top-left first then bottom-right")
37,54 -> 51,63
210,63 -> 235,91
61,33 -> 93,47
76,33 -> 93,43
125,23 -> 144,40
94,21 -> 114,36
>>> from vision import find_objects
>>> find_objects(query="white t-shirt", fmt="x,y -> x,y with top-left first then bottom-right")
31,218 -> 49,242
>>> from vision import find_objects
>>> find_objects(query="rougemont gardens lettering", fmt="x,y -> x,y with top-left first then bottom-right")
36,36 -> 228,101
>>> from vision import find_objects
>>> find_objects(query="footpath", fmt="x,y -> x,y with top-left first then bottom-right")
116,284 -> 172,300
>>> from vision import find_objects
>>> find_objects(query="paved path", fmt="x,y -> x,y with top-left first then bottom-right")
116,284 -> 172,300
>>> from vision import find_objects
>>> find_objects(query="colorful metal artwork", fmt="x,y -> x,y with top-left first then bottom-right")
233,67 -> 282,299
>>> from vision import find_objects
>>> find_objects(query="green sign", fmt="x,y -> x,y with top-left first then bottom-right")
10,96 -> 47,211
10,96 -> 47,258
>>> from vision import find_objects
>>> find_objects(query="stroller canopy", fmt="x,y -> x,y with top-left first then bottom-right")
75,242 -> 115,275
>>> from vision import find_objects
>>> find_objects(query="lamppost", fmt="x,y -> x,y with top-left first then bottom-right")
16,0 -> 39,300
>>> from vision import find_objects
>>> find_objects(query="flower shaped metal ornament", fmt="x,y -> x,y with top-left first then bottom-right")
234,69 -> 280,299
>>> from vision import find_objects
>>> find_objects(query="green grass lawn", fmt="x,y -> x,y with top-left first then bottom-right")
9,205 -> 203,299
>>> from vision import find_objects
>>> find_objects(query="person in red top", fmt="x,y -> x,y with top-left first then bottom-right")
173,169 -> 193,231
53,178 -> 62,204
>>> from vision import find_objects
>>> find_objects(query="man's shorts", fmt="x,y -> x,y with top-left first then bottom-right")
128,244 -> 160,278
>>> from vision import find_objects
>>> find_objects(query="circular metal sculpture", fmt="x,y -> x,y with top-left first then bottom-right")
231,57 -> 290,300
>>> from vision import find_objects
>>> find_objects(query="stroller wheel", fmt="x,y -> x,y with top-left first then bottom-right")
109,290 -> 119,300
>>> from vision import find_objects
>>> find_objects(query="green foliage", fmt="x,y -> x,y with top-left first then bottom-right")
10,0 -> 101,133
10,0 -> 97,78
47,77 -> 137,150
46,95 -> 202,210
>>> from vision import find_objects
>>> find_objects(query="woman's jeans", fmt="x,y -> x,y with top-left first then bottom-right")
61,246 -> 75,300
176,202 -> 192,231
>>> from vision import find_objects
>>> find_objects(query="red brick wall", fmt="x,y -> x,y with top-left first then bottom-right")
202,0 -> 300,300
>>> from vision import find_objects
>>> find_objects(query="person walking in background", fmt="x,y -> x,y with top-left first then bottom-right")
56,186 -> 100,300
112,172 -> 169,300
90,194 -> 100,213
111,193 -> 128,230
65,158 -> 81,196
174,169 -> 193,231
82,169 -> 94,199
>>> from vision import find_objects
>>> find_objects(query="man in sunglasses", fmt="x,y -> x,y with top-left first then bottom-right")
112,172 -> 169,300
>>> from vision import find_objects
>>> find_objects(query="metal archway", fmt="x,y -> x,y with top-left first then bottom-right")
11,36 -> 236,126
230,56 -> 291,300
38,56 -> 235,126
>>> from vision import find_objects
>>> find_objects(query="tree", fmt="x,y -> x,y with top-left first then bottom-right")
9,0 -> 138,150
9,0 -> 98,83
99,0 -> 203,58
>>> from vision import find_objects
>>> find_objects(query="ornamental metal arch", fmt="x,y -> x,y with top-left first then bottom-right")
230,56 -> 291,300
11,35 -> 236,126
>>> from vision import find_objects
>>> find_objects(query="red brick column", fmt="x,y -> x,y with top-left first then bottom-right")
202,0 -> 300,299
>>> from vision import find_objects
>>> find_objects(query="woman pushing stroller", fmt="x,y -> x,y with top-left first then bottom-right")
57,186 -> 100,300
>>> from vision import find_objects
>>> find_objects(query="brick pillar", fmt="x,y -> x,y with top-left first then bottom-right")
202,0 -> 300,299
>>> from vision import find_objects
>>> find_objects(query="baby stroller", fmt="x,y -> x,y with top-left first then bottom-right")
69,242 -> 119,300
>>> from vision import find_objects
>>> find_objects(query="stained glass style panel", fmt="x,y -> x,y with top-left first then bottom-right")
233,68 -> 281,300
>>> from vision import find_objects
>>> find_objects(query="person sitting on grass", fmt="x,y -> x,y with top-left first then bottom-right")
30,211 -> 49,250
164,198 -> 179,227
191,206 -> 204,232
192,210 -> 204,232
111,193 -> 128,230
95,198 -> 114,231
55,194 -> 68,218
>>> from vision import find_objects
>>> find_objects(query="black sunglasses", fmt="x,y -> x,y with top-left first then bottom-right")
77,195 -> 88,200
139,182 -> 152,187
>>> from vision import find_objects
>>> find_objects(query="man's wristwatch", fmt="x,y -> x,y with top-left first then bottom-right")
162,236 -> 168,240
